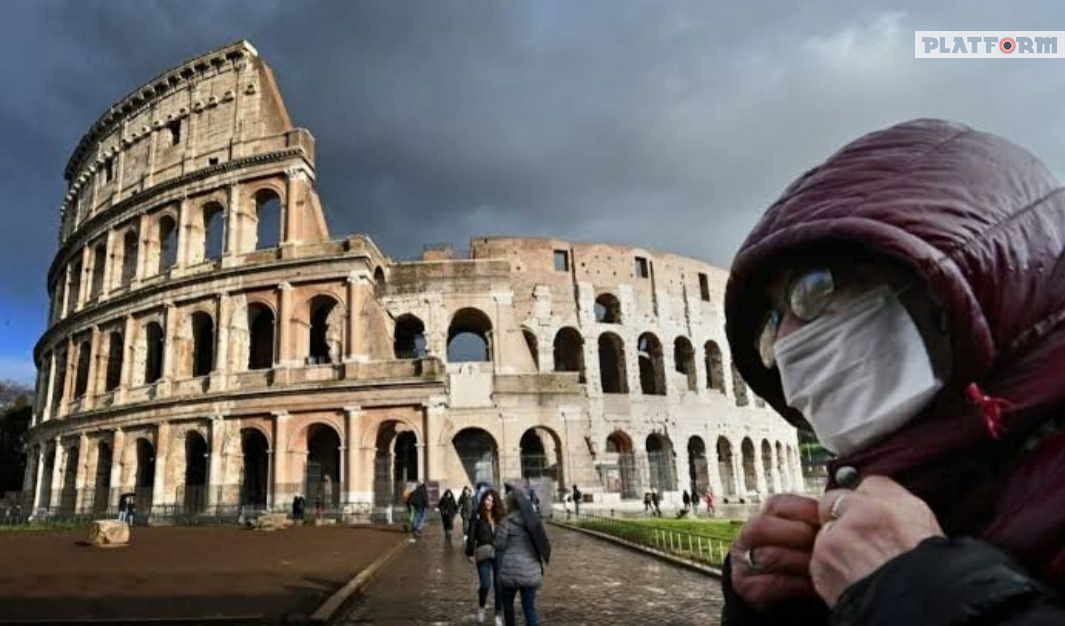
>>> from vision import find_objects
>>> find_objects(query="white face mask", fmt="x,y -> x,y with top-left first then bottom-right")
774,285 -> 943,457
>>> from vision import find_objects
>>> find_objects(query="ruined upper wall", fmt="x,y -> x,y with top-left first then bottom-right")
58,40 -> 306,244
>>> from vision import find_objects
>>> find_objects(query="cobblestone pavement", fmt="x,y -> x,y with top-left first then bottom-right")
338,522 -> 723,625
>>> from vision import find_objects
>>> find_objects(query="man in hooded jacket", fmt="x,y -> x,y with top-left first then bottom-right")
720,119 -> 1065,625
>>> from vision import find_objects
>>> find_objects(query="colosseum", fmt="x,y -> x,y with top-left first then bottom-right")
23,41 -> 802,521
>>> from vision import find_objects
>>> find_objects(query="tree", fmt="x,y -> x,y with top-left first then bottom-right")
0,380 -> 32,411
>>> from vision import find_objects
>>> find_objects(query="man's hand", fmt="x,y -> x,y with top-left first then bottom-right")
810,475 -> 944,607
730,494 -> 822,611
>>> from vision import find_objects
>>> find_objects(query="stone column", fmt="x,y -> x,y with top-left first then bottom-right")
731,452 -> 744,498
61,265 -> 72,319
152,422 -> 171,512
119,315 -> 135,402
42,351 -> 56,422
283,168 -> 307,246
272,411 -> 289,508
49,440 -> 64,510
345,271 -> 374,362
162,302 -> 177,387
792,447 -> 806,493
769,445 -> 782,494
210,293 -> 231,391
492,292 -> 512,374
77,246 -> 91,310
207,416 -> 224,508
422,401 -> 447,482
175,197 -> 191,269
754,448 -> 768,497
84,326 -> 101,410
224,184 -> 241,259
109,429 -> 125,509
277,282 -> 293,367
31,447 -> 46,513
76,432 -> 90,513
103,228 -> 117,297
343,407 -> 362,503
135,213 -> 150,283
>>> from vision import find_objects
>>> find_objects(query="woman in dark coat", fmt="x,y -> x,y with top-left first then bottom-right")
721,119 -> 1065,625
494,489 -> 551,626
466,489 -> 505,625
439,489 -> 459,541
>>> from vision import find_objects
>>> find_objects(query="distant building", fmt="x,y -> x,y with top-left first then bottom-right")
24,41 -> 801,519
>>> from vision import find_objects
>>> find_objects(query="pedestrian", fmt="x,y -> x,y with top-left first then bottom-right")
410,482 -> 429,537
495,487 -> 551,626
682,489 -> 692,510
402,484 -> 415,533
570,484 -> 581,517
691,490 -> 700,516
528,488 -> 541,517
704,489 -> 715,518
466,488 -> 505,625
439,488 -> 459,541
458,486 -> 472,539
117,493 -> 130,523
651,488 -> 661,517
126,495 -> 137,526
643,491 -> 652,514
562,492 -> 571,519
291,493 -> 302,522
719,119 -> 1065,624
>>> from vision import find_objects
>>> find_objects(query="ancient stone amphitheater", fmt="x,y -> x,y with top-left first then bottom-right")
24,41 -> 801,521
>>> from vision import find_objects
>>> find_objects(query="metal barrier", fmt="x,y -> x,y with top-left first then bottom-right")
568,512 -> 732,567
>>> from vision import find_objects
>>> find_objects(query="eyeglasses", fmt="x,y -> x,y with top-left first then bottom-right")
757,268 -> 836,369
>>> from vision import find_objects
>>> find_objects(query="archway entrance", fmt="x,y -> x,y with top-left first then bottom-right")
646,434 -> 676,493
183,432 -> 208,514
134,439 -> 156,518
373,422 -> 419,507
240,429 -> 270,508
687,436 -> 708,495
452,428 -> 498,486
604,431 -> 638,499
93,441 -> 112,514
306,425 -> 341,508
717,436 -> 736,499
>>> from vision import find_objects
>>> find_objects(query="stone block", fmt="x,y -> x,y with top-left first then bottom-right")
87,520 -> 130,548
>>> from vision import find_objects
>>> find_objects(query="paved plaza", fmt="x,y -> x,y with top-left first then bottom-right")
339,522 -> 724,625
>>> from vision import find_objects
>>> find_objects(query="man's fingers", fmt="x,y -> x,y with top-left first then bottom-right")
739,512 -> 819,551
763,494 -> 821,526
854,475 -> 910,498
743,545 -> 813,577
733,572 -> 818,609
817,489 -> 857,525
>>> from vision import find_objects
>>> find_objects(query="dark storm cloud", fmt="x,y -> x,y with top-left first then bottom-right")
3,0 -> 1065,382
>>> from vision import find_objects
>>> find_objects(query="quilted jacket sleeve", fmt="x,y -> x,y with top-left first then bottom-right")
831,537 -> 1065,626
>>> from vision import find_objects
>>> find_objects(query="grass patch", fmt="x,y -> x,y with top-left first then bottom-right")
571,515 -> 740,566
0,520 -> 90,533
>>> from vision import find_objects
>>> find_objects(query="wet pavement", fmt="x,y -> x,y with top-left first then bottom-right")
338,521 -> 724,625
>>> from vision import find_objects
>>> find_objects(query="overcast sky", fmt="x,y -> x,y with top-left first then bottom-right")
1,0 -> 1064,386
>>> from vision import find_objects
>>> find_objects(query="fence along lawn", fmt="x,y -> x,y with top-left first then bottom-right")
573,515 -> 742,566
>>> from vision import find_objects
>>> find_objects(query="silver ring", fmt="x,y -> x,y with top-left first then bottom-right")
829,493 -> 849,520
744,547 -> 764,571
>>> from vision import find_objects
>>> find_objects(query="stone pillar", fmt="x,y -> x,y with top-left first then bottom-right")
103,228 -> 117,297
492,292 -> 512,374
754,448 -> 768,497
42,351 -> 56,422
731,452 -> 744,498
77,246 -> 91,310
162,303 -> 177,385
31,447 -> 46,513
61,265 -> 72,319
272,412 -> 289,508
135,213 -> 150,283
770,446 -> 782,494
119,315 -> 135,402
210,293 -> 231,391
175,197 -> 190,269
345,271 -> 374,362
84,326 -> 101,410
283,168 -> 306,245
49,440 -> 64,510
76,432 -> 90,513
422,401 -> 447,482
207,416 -> 224,508
152,422 -> 170,510
343,407 -> 362,503
109,429 -> 125,509
277,282 -> 293,367
793,447 -> 806,493
224,184 -> 241,258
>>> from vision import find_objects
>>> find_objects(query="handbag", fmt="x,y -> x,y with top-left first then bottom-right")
474,543 -> 495,562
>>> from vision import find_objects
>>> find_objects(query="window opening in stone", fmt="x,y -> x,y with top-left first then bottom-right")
191,312 -> 214,377
646,433 -> 676,492
597,332 -> 628,393
90,244 -> 106,299
717,436 -> 737,498
308,296 -> 342,364
183,431 -> 207,514
167,120 -> 181,146
553,250 -> 569,272
688,436 -> 709,495
452,428 -> 499,486
240,429 -> 269,507
247,304 -> 275,370
208,157 -> 219,166
103,158 -> 114,183
204,202 -> 225,260
121,230 -> 138,285
635,256 -> 649,278
732,362 -> 750,406
144,322 -> 164,384
699,272 -> 710,301
92,441 -> 112,514
523,328 -> 539,370
394,314 -> 427,360
306,425 -> 341,508
74,340 -> 91,398
135,438 -> 156,514
605,431 -> 638,499
393,431 -> 418,485
105,332 -> 123,392
594,293 -> 621,324
761,440 -> 775,495
158,215 -> 178,274
674,336 -> 697,392
637,333 -> 666,395
254,189 -> 281,251
60,445 -> 79,514
447,308 -> 492,362
67,260 -> 82,316
741,438 -> 757,498
705,341 -> 725,392
553,327 -> 585,383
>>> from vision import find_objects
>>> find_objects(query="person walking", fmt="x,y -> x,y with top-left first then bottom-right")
643,492 -> 652,514
458,486 -> 472,539
651,489 -> 661,517
466,488 -> 505,625
682,489 -> 692,511
570,485 -> 581,517
495,488 -> 552,626
439,488 -> 459,541
691,489 -> 700,516
118,493 -> 131,523
704,489 -> 716,518
410,482 -> 429,537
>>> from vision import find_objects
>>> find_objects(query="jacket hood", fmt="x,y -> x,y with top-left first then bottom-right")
726,119 -> 1065,447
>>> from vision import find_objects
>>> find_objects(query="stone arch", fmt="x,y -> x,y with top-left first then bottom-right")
192,200 -> 226,263
637,332 -> 666,395
452,427 -> 499,487
51,347 -> 67,414
522,327 -> 539,370
687,436 -> 709,495
674,336 -> 697,392
394,314 -> 427,359
254,188 -> 282,251
604,430 -> 638,499
182,430 -> 208,514
191,311 -> 215,377
240,428 -> 270,507
307,294 -> 344,364
705,341 -> 725,392
553,327 -> 585,382
372,420 -> 420,507
594,293 -> 621,323
597,332 -> 628,393
374,266 -> 385,296
144,322 -> 164,384
156,213 -> 178,274
117,228 -> 137,286
104,331 -> 123,392
519,426 -> 563,484
92,440 -> 112,514
74,339 -> 91,398
741,437 -> 757,498
134,437 -> 156,517
59,443 -> 80,514
447,307 -> 493,362
247,303 -> 275,370
646,433 -> 676,492
716,436 -> 737,499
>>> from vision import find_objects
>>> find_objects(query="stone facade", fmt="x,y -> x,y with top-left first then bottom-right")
24,41 -> 802,520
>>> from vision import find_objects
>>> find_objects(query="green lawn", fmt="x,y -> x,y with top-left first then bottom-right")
0,520 -> 89,533
571,515 -> 741,566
